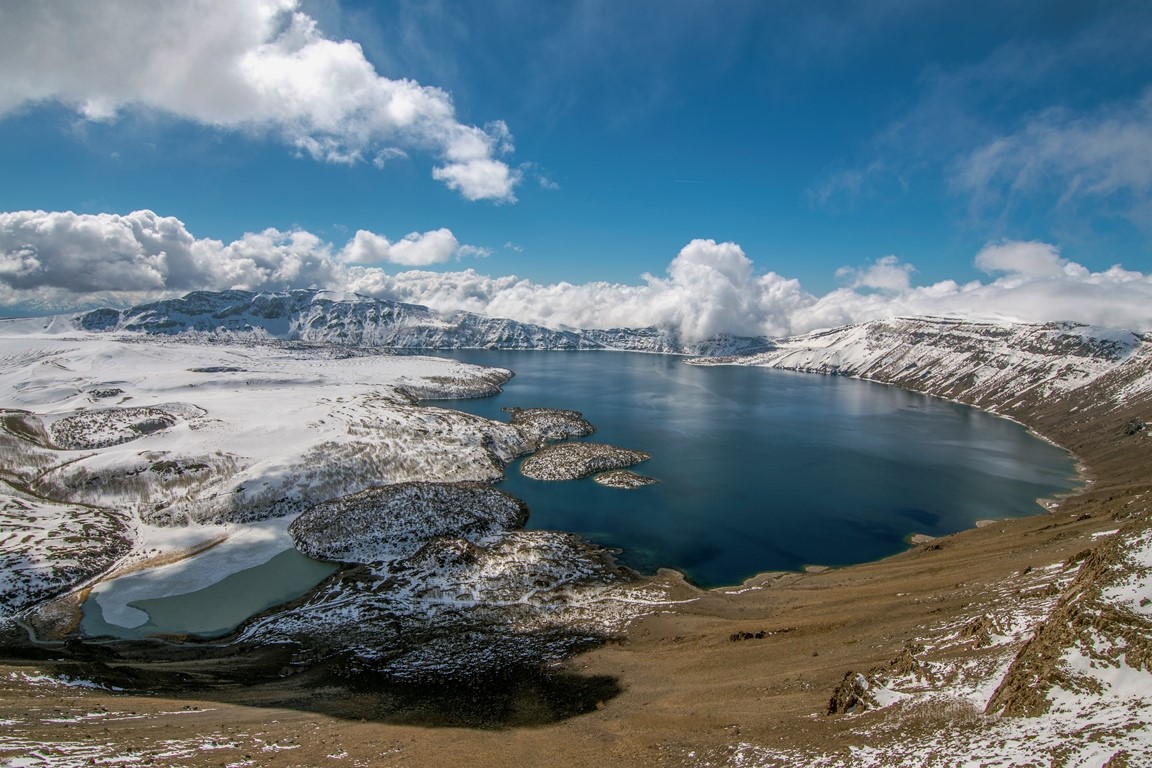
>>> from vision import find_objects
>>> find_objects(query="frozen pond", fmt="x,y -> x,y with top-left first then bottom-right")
81,517 -> 336,639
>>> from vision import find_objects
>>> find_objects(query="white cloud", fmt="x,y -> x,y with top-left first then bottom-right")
341,228 -> 465,266
356,242 -> 1152,338
432,158 -> 522,203
794,249 -> 1152,332
953,91 -> 1152,223
836,254 -> 915,292
344,239 -> 821,341
974,240 -> 1068,278
0,210 -> 480,308
0,210 -> 197,294
3,210 -> 1152,336
0,0 -> 518,202
204,227 -> 340,290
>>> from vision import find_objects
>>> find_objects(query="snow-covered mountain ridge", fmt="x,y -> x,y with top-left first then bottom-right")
74,288 -> 771,356
693,315 -> 1152,410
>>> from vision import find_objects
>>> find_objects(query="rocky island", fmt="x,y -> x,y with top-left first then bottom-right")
593,470 -> 659,489
503,406 -> 596,446
520,442 -> 651,481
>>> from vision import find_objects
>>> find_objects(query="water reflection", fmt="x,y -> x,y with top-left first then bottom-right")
428,351 -> 1078,587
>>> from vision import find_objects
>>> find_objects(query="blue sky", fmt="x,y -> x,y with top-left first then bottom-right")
1,0 -> 1151,335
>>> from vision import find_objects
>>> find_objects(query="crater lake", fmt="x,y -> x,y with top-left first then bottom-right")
428,350 -> 1079,588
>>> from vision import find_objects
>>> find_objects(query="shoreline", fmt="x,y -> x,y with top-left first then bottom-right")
686,363 -> 1092,594
2,346 -> 1097,636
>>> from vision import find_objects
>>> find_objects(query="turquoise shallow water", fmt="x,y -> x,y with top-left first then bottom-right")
81,548 -> 337,639
428,350 -> 1079,588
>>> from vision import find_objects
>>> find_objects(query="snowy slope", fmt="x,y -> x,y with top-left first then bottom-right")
0,328 -> 536,619
693,316 -> 1151,409
0,484 -> 130,620
71,288 -> 771,356
0,333 -> 529,526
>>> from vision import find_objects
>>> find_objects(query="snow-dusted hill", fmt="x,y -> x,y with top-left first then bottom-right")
73,288 -> 771,356
0,486 -> 131,618
0,336 -> 529,529
693,316 -> 1152,410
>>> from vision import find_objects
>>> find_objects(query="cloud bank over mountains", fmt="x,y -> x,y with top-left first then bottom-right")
0,0 -> 519,202
3,209 -> 1151,338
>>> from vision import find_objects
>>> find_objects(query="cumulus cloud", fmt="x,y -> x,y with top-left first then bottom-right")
974,240 -> 1068,278
205,228 -> 340,290
0,210 -> 477,309
794,250 -> 1152,332
3,209 -> 1152,335
346,240 -> 1152,337
341,228 -> 465,266
835,254 -> 915,292
0,0 -> 518,202
345,239 -> 814,340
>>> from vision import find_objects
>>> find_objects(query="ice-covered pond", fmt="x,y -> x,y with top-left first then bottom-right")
81,518 -> 336,639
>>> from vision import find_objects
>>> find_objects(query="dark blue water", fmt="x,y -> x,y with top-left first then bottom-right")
427,351 -> 1078,588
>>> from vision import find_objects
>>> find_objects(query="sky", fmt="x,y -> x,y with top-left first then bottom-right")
1,0 -> 1151,338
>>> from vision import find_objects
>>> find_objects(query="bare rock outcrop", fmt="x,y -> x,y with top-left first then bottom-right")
503,407 -> 595,446
289,481 -> 529,564
593,470 -> 658,489
521,442 -> 650,481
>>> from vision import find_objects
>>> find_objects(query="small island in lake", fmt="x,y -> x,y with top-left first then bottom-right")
520,442 -> 650,481
594,470 -> 658,489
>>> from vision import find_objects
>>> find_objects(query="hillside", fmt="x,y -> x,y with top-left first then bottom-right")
696,316 -> 1147,410
681,316 -> 1152,765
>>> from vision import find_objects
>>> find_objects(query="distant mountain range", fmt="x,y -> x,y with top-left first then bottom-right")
68,290 -> 1152,401
75,289 -> 773,356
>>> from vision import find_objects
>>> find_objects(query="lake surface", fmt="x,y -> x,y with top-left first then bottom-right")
428,350 -> 1079,587
81,349 -> 1079,639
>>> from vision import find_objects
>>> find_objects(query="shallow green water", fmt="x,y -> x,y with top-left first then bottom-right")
81,548 -> 336,639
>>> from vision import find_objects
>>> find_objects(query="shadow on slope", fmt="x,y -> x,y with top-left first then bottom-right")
0,637 -> 622,730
